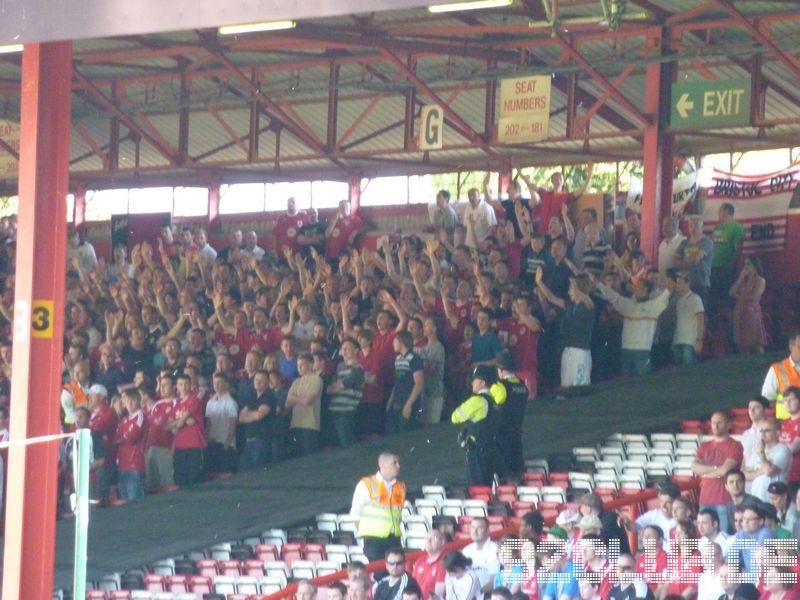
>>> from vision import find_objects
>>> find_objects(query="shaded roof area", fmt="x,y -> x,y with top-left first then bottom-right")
0,0 -> 799,189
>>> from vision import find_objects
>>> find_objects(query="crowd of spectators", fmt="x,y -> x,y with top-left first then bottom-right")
0,172 -> 776,509
295,393 -> 800,600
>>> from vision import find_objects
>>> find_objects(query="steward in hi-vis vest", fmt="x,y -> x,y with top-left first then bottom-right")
453,365 -> 497,486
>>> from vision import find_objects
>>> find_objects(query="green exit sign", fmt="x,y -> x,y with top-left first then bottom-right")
670,78 -> 751,129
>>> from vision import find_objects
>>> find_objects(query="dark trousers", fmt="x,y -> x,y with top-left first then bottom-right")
290,428 -> 319,457
205,443 -> 237,474
363,535 -> 402,563
330,411 -> 357,447
357,403 -> 384,437
173,448 -> 203,487
466,442 -> 493,486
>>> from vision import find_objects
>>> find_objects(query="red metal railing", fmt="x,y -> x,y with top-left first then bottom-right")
261,478 -> 701,600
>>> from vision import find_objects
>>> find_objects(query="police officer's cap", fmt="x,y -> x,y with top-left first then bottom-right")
472,365 -> 497,385
495,350 -> 516,371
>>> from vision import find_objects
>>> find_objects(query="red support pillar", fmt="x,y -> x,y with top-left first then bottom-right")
3,41 -> 72,600
498,162 -> 513,197
640,32 -> 674,262
73,182 -> 86,226
348,172 -> 362,212
207,176 -> 221,229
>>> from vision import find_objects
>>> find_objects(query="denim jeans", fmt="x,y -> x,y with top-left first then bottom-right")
239,438 -> 267,470
672,344 -> 697,365
621,350 -> 652,375
118,470 -> 145,501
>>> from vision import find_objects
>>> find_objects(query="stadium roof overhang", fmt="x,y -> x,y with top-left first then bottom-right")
0,0 -> 798,189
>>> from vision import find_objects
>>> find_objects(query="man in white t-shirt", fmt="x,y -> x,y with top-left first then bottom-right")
740,396 -> 769,488
744,418 -> 791,501
463,188 -> 497,250
462,517 -> 500,598
697,508 -> 730,556
657,216 -> 685,277
671,271 -> 705,365
204,372 -> 239,473
620,480 -> 678,551
696,542 -> 726,600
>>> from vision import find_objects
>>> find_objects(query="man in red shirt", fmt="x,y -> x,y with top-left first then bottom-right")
88,383 -> 118,504
116,389 -> 148,501
412,529 -> 447,598
145,375 -> 176,489
778,387 -> 800,487
691,411 -> 743,534
496,294 -> 541,398
273,197 -> 309,255
326,200 -> 364,260
168,373 -> 207,487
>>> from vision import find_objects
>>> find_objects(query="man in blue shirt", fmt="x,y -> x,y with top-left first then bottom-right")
730,502 -> 774,583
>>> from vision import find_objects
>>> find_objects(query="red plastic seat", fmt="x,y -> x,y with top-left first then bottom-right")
218,559 -> 242,576
468,486 -> 493,502
109,593 -> 132,600
255,543 -> 279,562
86,592 -> 108,600
522,472 -> 547,487
166,575 -> 189,593
680,420 -> 704,434
188,575 -> 213,596
196,558 -> 219,578
243,559 -> 266,576
495,485 -> 517,503
143,574 -> 165,592
303,542 -> 327,562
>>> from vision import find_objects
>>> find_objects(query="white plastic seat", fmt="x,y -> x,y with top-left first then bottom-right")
624,434 -> 650,450
403,514 -> 430,534
676,433 -> 700,449
604,433 -> 625,448
316,513 -> 339,533
209,542 -> 232,560
259,576 -> 285,594
568,472 -> 594,492
619,474 -> 644,489
291,559 -> 316,580
541,486 -> 566,503
462,499 -> 488,517
404,533 -> 426,550
592,473 -> 619,489
441,499 -> 464,517
264,560 -> 290,582
236,575 -> 260,594
261,529 -> 287,552
316,560 -> 341,576
573,447 -> 600,462
214,575 -> 237,594
325,544 -> 349,567
97,573 -> 122,591
524,459 -> 549,475
151,559 -> 176,576
650,433 -> 676,450
516,486 -> 541,503
422,485 -> 447,502
414,499 -> 440,521
337,515 -> 358,533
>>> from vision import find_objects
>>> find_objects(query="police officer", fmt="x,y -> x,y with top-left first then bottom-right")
452,365 -> 497,486
491,350 -> 528,482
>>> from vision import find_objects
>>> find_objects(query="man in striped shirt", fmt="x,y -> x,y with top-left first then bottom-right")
327,338 -> 364,447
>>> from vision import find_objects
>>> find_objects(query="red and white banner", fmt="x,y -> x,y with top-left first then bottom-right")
701,164 -> 800,254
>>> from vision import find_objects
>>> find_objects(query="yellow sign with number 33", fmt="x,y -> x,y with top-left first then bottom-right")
31,300 -> 54,338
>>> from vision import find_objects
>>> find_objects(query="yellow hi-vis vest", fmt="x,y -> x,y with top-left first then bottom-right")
772,358 -> 800,420
357,475 -> 405,538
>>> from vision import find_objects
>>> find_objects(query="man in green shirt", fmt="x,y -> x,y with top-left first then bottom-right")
711,202 -> 745,302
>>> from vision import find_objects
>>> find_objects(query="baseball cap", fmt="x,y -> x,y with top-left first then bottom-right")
767,481 -> 789,496
578,515 -> 602,531
88,383 -> 108,397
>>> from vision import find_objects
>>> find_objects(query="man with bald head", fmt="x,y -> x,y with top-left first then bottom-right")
350,451 -> 406,562
412,528 -> 447,598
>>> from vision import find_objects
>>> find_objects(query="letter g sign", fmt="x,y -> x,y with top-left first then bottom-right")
419,105 -> 444,150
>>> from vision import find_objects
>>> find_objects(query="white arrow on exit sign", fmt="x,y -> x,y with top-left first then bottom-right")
676,93 -> 694,118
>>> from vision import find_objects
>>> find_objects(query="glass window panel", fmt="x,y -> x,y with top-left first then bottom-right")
219,183 -> 265,214
85,189 -> 128,221
360,176 -> 409,206
311,180 -> 348,209
66,194 -> 74,222
129,187 -> 174,214
408,175 -> 435,204
173,187 -> 209,217
270,182 -> 312,211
